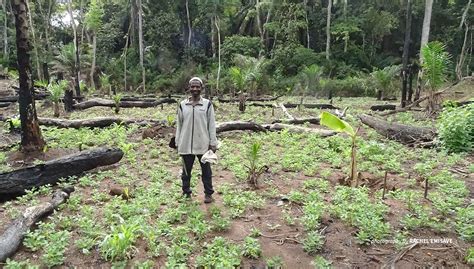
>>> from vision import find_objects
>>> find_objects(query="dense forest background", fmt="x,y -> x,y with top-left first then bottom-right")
0,0 -> 473,98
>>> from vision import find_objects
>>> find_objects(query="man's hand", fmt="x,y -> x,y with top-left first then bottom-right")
209,145 -> 217,152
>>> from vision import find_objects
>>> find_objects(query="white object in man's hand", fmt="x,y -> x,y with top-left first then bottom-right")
201,150 -> 218,164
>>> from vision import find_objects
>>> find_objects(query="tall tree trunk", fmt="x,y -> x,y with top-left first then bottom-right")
10,0 -> 45,152
67,0 -> 81,98
137,0 -> 145,92
401,0 -> 412,107
211,16 -> 216,58
263,0 -> 273,51
90,32 -> 96,90
2,0 -> 8,61
25,0 -> 41,80
185,0 -> 192,48
130,0 -> 138,47
456,0 -> 471,80
304,0 -> 310,48
215,15 -> 221,94
36,0 -> 53,82
414,0 -> 433,101
459,0 -> 471,30
123,23 -> 131,92
326,0 -> 332,60
343,0 -> 347,18
256,0 -> 264,46
456,22 -> 470,80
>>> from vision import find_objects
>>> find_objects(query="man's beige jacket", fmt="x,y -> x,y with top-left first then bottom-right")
175,97 -> 218,155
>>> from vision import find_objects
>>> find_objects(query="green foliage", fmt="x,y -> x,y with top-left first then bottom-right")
228,66 -> 245,92
320,112 -> 355,137
41,230 -> 71,267
437,104 -> 473,153
312,256 -> 332,269
222,35 -> 262,63
241,237 -> 261,258
3,259 -> 39,269
466,247 -> 474,265
370,65 -> 400,96
4,117 -> 21,132
113,93 -> 123,113
421,41 -> 451,90
100,223 -> 140,261
47,80 -> 68,103
456,205 -> 474,241
303,231 -> 325,254
269,44 -> 320,76
99,74 -> 111,94
266,256 -> 284,269
85,0 -> 104,31
331,186 -> 390,244
195,237 -> 241,268
246,141 -> 266,187
300,64 -> 323,94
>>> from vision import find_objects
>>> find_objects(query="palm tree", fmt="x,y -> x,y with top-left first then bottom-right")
51,43 -> 91,80
301,65 -> 322,95
421,41 -> 451,114
51,43 -> 90,111
371,66 -> 399,100
47,80 -> 68,117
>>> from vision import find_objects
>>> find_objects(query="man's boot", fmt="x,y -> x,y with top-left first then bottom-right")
204,194 -> 214,203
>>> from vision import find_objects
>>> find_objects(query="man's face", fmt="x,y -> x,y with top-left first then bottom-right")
189,81 -> 202,97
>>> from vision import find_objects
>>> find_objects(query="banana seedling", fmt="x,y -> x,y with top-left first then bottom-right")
320,111 -> 360,186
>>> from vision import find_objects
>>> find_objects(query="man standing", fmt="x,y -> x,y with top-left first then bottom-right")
175,77 -> 218,203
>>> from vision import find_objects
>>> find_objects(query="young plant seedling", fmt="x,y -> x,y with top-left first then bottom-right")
245,141 -> 268,188
113,93 -> 123,114
47,80 -> 68,117
320,111 -> 360,186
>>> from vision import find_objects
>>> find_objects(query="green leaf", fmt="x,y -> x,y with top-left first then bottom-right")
320,112 -> 355,137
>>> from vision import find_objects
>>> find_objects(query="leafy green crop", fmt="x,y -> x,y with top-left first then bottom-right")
195,237 -> 241,268
437,104 -> 473,153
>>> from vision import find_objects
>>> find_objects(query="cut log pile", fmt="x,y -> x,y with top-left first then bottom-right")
0,147 -> 123,196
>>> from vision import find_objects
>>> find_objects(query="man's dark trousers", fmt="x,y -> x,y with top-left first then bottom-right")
181,154 -> 214,195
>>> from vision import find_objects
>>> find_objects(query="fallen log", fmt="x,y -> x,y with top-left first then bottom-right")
38,117 -> 163,128
0,93 -> 49,103
265,123 -> 335,137
215,121 -> 335,137
0,147 -> 123,196
73,97 -> 177,110
359,114 -> 436,144
272,117 -> 320,125
247,102 -> 338,109
0,116 -> 164,128
280,103 -> 295,120
218,95 -> 282,103
370,104 -> 396,111
380,81 -> 459,116
0,187 -> 74,262
216,121 -> 267,133
0,103 -> 12,108
120,97 -> 161,102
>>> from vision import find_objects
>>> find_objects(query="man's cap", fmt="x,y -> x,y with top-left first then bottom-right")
189,77 -> 203,86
